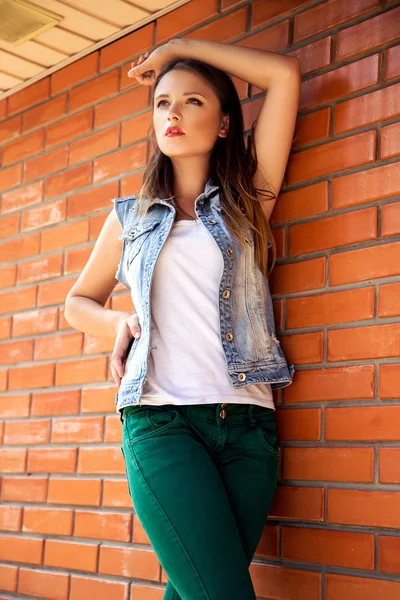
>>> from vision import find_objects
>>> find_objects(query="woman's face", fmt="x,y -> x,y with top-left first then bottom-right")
152,69 -> 228,158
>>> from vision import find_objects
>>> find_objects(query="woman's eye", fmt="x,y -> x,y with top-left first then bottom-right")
156,98 -> 203,108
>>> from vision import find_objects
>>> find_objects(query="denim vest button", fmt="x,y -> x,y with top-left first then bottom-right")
238,373 -> 246,382
226,332 -> 233,341
222,289 -> 230,298
208,219 -> 216,224
227,248 -> 234,256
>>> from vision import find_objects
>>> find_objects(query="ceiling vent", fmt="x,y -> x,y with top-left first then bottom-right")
0,0 -> 63,45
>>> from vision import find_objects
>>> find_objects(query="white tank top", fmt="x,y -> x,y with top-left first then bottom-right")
133,217 -> 275,409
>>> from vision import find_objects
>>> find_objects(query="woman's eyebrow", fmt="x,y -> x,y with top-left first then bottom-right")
155,91 -> 207,100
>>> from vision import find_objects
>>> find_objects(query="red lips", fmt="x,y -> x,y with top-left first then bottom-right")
165,126 -> 184,136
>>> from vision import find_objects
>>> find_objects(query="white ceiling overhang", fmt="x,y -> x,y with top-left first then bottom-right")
0,0 -> 190,101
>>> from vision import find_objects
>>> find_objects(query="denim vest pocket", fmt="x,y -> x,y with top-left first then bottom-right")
120,219 -> 162,269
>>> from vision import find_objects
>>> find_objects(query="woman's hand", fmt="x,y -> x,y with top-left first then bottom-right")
111,313 -> 142,389
127,40 -> 180,86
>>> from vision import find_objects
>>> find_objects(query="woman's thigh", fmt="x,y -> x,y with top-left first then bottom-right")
121,404 -> 258,600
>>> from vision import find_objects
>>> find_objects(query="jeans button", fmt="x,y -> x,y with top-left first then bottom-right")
219,410 -> 226,419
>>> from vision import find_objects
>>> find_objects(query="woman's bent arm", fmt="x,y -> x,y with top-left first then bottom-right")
64,207 -> 132,338
65,295 -> 130,339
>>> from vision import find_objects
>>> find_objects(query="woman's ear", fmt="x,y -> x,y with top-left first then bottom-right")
218,114 -> 229,138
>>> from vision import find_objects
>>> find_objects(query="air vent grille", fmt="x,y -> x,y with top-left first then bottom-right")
0,0 -> 62,45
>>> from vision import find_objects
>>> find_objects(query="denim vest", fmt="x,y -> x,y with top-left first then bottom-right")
112,179 -> 295,414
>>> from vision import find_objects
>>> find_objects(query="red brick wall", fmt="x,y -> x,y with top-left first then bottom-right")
0,0 -> 399,598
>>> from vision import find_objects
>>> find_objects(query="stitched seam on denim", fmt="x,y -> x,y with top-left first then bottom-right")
127,443 -> 212,600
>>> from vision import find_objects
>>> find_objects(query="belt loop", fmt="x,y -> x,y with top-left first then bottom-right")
119,409 -> 124,424
248,404 -> 256,428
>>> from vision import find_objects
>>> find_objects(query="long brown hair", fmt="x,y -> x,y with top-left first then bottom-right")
135,58 -> 277,278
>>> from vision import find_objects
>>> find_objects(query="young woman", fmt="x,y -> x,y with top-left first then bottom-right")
65,38 -> 300,600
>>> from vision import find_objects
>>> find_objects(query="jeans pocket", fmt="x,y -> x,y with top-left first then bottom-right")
255,415 -> 280,459
124,405 -> 180,445
120,446 -> 132,497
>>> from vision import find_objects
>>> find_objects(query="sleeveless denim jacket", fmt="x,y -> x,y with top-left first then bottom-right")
112,179 -> 295,414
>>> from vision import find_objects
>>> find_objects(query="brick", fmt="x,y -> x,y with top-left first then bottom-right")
74,510 -> 131,542
294,0 -> 379,43
102,480 -> 131,508
23,95 -> 68,133
78,447 -> 125,475
18,568 -> 69,600
46,108 -> 93,148
45,539 -> 98,573
70,70 -> 119,113
13,307 -> 58,337
379,448 -> 400,483
337,6 -> 400,60
45,163 -> 92,200
0,114 -> 22,144
51,53 -> 99,95
335,82 -> 400,134
99,545 -> 159,579
184,7 -> 247,42
379,536 -> 400,575
21,199 -> 67,232
156,0 -> 218,44
8,78 -> 50,115
289,37 -> 332,78
70,124 -> 120,165
270,181 -> 328,225
287,286 -> 374,328
332,162 -> 400,210
51,416 -> 104,444
0,339 -> 32,365
56,357 -> 108,386
41,218 -> 90,253
68,181 -> 119,218
100,25 -> 153,71
381,121 -> 400,159
380,363 -> 400,398
121,111 -> 152,146
288,130 -> 376,184
0,448 -> 26,473
0,506 -> 22,531
283,365 -> 374,403
330,241 -> 400,285
252,0 -> 310,29
0,394 -> 30,419
0,564 -> 17,592
251,563 -> 321,600
385,43 -> 400,80
299,54 -> 379,110
1,477 -> 47,503
326,573 -> 400,600
70,575 -> 127,600
275,408 -> 321,441
27,448 -> 77,473
255,525 -> 279,559
2,180 -> 43,213
269,257 -> 326,295
0,534 -> 43,564
382,201 -> 400,237
31,390 -> 80,416
2,129 -> 45,166
24,145 -> 68,182
48,478 -> 101,506
9,362 -> 55,390
23,507 -> 73,536
328,489 -> 400,528
328,323 -> 400,361
237,21 -> 290,53
95,85 -> 149,127
0,162 -> 23,191
282,446 -> 374,482
120,171 -> 144,198
279,332 -> 324,366
326,406 -> 400,441
282,526 -> 374,569
93,143 -> 147,183
4,419 -> 50,445
34,332 -> 83,361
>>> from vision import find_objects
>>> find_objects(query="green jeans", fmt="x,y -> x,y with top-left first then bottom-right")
120,402 -> 279,600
